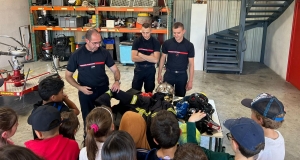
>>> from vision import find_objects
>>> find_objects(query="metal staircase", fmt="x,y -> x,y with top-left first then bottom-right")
204,0 -> 294,73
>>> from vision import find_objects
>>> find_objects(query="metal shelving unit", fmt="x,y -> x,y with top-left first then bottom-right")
28,0 -> 174,61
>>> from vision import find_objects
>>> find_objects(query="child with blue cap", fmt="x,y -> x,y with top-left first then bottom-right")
224,117 -> 265,159
241,93 -> 286,160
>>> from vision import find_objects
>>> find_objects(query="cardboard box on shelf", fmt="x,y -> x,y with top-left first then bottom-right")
75,32 -> 86,44
106,20 -> 115,28
106,44 -> 114,50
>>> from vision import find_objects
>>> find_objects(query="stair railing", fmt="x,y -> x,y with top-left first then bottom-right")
237,0 -> 247,73
268,0 -> 294,25
204,27 -> 208,70
246,0 -> 255,14
238,24 -> 247,73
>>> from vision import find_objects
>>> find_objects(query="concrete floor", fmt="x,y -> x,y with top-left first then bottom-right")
0,61 -> 299,159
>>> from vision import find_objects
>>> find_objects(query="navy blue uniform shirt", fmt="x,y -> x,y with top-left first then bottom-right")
162,37 -> 195,71
67,45 -> 115,87
132,36 -> 161,65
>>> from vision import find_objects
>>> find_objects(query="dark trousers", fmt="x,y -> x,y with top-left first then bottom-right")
163,70 -> 188,97
132,65 -> 156,93
78,85 -> 109,131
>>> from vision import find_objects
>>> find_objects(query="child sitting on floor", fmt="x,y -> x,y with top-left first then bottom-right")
0,107 -> 18,147
32,77 -> 80,139
146,110 -> 180,160
59,111 -> 80,140
79,106 -> 114,160
25,105 -> 80,160
101,130 -> 137,160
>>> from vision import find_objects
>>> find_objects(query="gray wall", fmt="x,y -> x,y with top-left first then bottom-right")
264,1 -> 295,80
0,0 -> 30,68
173,0 -> 193,41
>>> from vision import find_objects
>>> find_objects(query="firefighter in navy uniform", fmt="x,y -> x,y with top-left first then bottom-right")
157,22 -> 195,97
131,23 -> 161,93
65,29 -> 121,130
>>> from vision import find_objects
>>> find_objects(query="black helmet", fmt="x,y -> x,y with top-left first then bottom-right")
188,92 -> 214,115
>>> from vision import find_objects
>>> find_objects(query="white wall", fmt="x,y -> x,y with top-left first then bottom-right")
264,1 -> 295,80
0,0 -> 30,68
190,4 -> 207,71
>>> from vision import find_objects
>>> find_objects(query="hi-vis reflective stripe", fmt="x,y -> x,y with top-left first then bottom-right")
135,107 -> 147,116
151,112 -> 157,117
79,62 -> 105,67
130,95 -> 138,104
135,107 -> 176,118
135,107 -> 152,116
134,107 -> 176,119
167,108 -> 176,115
106,90 -> 112,97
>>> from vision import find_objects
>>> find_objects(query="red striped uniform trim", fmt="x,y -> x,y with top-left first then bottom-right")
138,48 -> 154,52
168,51 -> 188,55
79,62 -> 105,67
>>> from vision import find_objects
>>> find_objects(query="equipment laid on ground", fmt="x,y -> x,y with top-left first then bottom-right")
155,82 -> 175,102
0,35 -> 50,97
0,35 -> 28,88
174,93 -> 221,135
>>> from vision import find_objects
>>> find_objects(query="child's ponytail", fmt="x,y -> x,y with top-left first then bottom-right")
86,123 -> 98,160
85,105 -> 114,160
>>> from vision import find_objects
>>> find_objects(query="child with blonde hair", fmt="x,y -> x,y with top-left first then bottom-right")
0,107 -> 18,147
79,105 -> 114,160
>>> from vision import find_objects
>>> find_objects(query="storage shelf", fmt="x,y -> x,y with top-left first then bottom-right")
32,26 -> 167,33
30,6 -> 167,12
100,27 -> 167,34
29,1 -> 171,62
32,26 -> 93,31
96,7 -> 168,12
75,6 -> 96,11
30,6 -> 95,12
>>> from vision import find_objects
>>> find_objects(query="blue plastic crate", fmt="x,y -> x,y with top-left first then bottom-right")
103,38 -> 115,44
119,45 -> 134,65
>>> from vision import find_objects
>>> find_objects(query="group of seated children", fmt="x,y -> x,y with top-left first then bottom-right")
0,77 -> 286,160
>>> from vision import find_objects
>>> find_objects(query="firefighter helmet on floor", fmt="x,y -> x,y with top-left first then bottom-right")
155,82 -> 174,102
